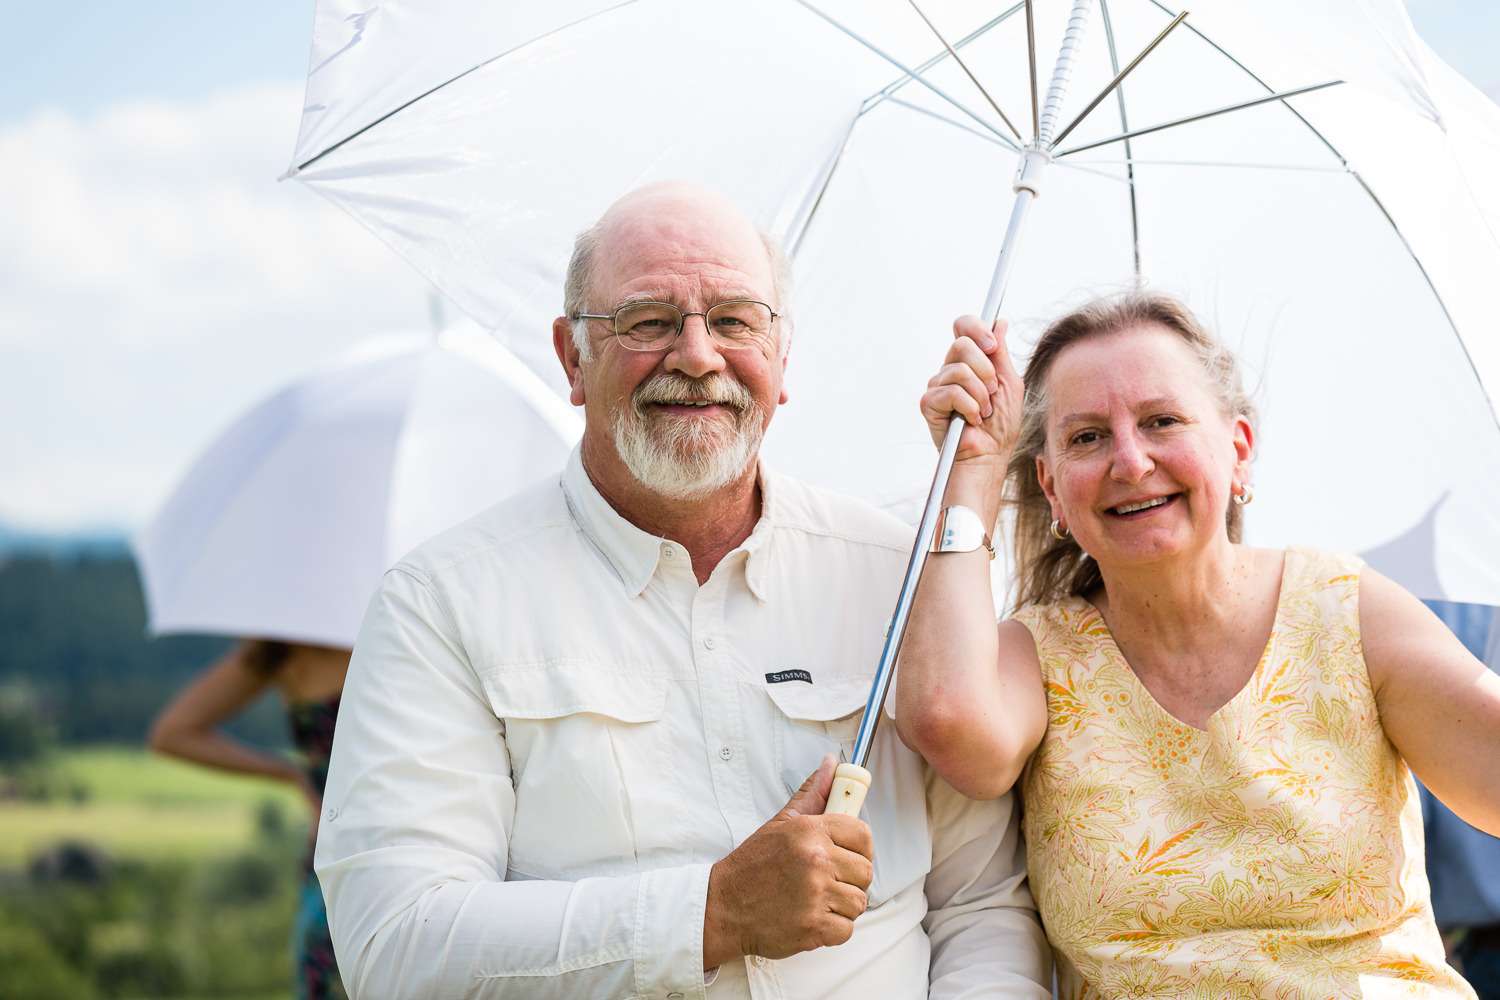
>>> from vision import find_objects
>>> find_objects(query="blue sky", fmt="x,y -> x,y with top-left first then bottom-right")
1,1 -> 1496,533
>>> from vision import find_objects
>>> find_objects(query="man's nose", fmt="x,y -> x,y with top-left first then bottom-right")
665,313 -> 728,378
1109,428 -> 1154,483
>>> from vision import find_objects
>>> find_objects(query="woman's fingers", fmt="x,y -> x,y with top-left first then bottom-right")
921,314 -> 1025,458
989,318 -> 1021,386
923,382 -> 986,428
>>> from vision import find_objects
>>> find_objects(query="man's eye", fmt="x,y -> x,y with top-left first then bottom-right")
632,318 -> 672,331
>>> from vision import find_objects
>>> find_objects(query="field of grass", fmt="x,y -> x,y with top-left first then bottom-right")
1,746 -> 307,868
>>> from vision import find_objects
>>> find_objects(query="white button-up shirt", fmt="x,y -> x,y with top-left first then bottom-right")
317,446 -> 1050,1000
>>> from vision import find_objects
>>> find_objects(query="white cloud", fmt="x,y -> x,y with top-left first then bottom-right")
0,82 -> 433,532
0,81 -> 421,347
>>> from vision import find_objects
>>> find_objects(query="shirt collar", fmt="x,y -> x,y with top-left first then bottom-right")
560,443 -> 775,602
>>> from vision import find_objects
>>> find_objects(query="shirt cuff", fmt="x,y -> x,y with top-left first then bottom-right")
633,862 -> 715,999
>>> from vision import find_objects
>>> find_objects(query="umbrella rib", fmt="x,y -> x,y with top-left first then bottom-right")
1054,80 -> 1342,157
792,0 -> 1020,151
1345,170 -> 1492,429
292,0 -> 644,173
1064,158 -> 1348,173
902,0 -> 1025,141
1098,0 -> 1140,275
1140,0 -> 1348,166
882,96 -> 1019,150
787,114 -> 863,259
867,3 -> 1025,110
1051,10 -> 1189,149
1025,0 -> 1040,138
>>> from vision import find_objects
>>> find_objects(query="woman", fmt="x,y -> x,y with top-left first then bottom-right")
897,290 -> 1500,998
150,639 -> 348,1000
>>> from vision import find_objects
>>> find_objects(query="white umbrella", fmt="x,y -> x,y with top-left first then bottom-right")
134,322 -> 582,647
281,0 -> 1500,608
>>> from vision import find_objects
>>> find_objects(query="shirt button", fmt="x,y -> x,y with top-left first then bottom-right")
668,994 -> 685,999
718,746 -> 733,761
663,545 -> 676,559
324,806 -> 338,822
753,955 -> 767,966
703,636 -> 716,649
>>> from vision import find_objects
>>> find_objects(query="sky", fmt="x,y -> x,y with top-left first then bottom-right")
1,1 -> 1497,535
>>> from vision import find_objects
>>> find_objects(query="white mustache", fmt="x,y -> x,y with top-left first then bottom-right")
632,373 -> 752,412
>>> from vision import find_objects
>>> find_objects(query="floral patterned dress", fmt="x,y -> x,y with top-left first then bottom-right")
1015,546 -> 1473,999
288,694 -> 347,1000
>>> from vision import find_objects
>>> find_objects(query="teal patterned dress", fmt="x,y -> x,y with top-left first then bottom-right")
288,694 -> 347,1000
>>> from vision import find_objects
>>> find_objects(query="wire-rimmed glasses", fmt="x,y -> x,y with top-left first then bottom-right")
573,299 -> 779,352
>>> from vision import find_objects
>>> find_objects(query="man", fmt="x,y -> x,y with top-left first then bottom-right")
316,181 -> 1050,999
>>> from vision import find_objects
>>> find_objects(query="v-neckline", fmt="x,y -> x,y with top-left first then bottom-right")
1078,548 -> 1294,734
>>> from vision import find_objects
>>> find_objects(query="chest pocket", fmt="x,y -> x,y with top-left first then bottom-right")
481,662 -> 687,880
767,678 -> 922,909
765,680 -> 870,798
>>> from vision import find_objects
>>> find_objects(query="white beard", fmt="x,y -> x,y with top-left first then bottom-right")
613,372 -> 764,500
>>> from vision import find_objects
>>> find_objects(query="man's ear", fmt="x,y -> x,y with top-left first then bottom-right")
778,323 -> 791,405
553,317 -> 587,407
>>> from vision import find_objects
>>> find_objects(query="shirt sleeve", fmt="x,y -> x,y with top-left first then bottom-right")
316,568 -> 714,1000
921,767 -> 1053,999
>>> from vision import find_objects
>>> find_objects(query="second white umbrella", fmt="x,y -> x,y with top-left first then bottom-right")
134,322 -> 582,648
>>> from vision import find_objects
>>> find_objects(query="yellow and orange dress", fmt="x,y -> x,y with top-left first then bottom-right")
1015,546 -> 1473,999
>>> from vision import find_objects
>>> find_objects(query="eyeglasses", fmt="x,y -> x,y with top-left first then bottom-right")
573,299 -> 779,352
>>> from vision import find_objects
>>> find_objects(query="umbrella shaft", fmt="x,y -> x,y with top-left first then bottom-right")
849,415 -> 966,768
984,187 -> 1037,322
849,178 -> 1041,769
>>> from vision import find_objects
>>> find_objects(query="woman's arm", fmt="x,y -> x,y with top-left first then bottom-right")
148,642 -> 311,800
1361,567 -> 1500,835
894,316 -> 1047,799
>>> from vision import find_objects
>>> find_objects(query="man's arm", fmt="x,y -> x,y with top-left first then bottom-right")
922,766 -> 1052,999
317,568 -> 712,999
319,568 -> 879,998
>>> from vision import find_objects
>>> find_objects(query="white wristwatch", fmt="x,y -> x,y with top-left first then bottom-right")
929,505 -> 995,559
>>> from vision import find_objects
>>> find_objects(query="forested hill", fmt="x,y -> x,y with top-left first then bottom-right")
0,551 -> 288,748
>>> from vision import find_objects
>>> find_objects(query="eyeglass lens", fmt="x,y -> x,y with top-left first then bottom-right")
614,301 -> 773,350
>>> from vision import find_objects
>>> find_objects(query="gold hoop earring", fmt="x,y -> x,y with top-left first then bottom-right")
1050,519 -> 1071,541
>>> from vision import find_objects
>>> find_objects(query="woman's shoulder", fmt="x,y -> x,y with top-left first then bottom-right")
1280,544 -> 1365,578
1010,595 -> 1101,644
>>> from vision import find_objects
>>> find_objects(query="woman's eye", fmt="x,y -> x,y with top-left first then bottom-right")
1149,414 -> 1181,428
1070,430 -> 1100,446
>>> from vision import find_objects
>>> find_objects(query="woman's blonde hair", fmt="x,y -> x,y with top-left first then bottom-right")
1007,290 -> 1258,609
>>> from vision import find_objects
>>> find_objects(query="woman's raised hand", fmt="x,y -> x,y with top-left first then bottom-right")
920,315 -> 1025,469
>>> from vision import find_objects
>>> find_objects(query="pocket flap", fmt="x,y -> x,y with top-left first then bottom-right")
763,677 -> 870,722
480,661 -> 666,723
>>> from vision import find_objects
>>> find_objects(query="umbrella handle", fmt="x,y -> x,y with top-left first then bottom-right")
825,763 -> 873,816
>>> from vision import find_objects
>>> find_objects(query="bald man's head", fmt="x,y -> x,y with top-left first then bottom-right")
563,181 -> 793,361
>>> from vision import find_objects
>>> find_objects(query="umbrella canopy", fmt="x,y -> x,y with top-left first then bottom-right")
283,0 -> 1500,606
134,323 -> 582,647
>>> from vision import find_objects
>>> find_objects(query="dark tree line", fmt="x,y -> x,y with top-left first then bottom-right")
0,553 -> 288,749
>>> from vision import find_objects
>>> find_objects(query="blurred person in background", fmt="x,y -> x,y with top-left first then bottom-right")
1423,601 -> 1500,1000
150,639 -> 348,1000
